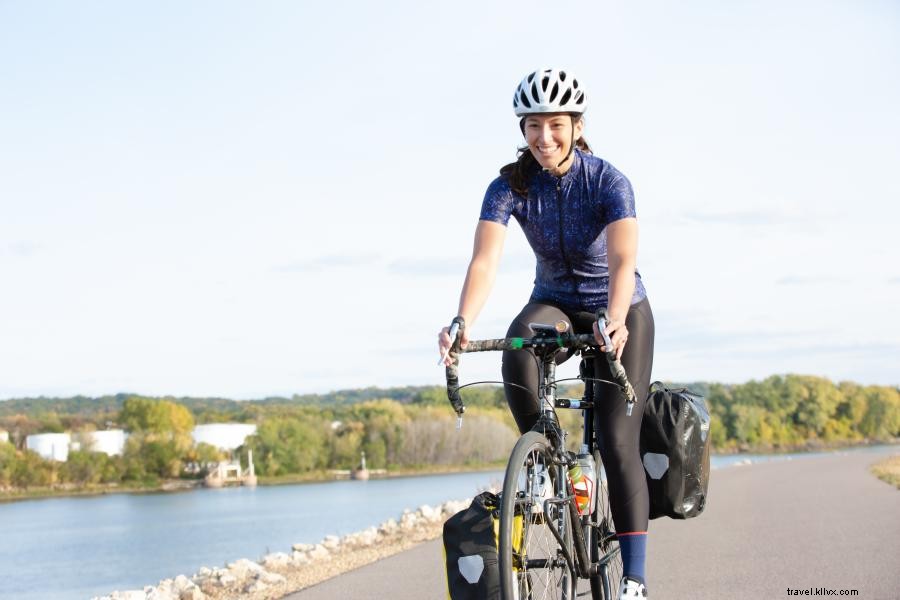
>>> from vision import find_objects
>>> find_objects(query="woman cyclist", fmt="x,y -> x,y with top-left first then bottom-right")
438,68 -> 655,599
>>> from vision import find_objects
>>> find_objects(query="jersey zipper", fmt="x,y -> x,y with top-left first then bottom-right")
555,181 -> 580,301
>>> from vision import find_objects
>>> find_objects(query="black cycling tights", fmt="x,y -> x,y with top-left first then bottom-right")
501,298 -> 655,534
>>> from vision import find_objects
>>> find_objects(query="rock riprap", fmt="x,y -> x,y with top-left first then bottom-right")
92,498 -> 471,600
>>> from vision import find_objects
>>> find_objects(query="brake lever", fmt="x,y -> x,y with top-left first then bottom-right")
437,321 -> 461,366
596,311 -> 636,416
596,316 -> 614,352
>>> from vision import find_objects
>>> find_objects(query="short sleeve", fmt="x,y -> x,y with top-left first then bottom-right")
601,164 -> 636,224
479,177 -> 515,226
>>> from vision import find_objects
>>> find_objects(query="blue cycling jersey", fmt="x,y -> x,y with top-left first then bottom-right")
480,149 -> 647,312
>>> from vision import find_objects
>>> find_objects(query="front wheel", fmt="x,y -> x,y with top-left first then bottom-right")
498,431 -> 576,600
588,449 -> 623,600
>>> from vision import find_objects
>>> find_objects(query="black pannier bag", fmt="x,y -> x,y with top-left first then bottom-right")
443,491 -> 500,600
640,382 -> 711,519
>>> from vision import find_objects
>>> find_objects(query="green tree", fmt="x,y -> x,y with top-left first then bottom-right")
60,450 -> 119,485
120,397 -> 194,435
708,414 -> 729,449
791,376 -> 842,437
245,416 -> 328,476
330,421 -> 364,469
11,450 -> 53,488
0,442 -> 17,486
728,404 -> 767,445
185,442 -> 225,474
860,387 -> 900,440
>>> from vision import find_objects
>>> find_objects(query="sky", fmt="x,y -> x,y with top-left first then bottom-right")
1,0 -> 898,400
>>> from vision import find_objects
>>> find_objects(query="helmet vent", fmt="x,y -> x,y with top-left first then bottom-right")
559,71 -> 567,81
559,89 -> 572,106
520,91 -> 531,108
549,82 -> 559,103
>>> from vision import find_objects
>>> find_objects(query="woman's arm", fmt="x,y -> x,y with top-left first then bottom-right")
602,217 -> 638,359
457,220 -> 507,325
438,220 -> 507,363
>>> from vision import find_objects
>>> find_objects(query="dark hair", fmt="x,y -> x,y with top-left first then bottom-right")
499,115 -> 592,197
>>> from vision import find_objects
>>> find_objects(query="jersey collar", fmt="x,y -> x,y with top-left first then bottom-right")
536,149 -> 583,184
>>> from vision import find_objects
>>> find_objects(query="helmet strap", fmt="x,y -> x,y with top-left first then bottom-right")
554,124 -> 577,170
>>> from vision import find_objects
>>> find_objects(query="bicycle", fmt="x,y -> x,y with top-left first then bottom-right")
444,311 -> 638,600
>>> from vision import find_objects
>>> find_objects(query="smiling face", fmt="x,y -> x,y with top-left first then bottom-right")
523,113 -> 584,174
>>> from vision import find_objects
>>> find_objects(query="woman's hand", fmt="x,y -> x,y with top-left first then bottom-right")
438,325 -> 469,367
593,317 -> 628,360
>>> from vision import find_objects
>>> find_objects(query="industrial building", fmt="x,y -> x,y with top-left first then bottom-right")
25,433 -> 72,462
22,424 -> 256,462
72,430 -> 128,456
191,423 -> 257,451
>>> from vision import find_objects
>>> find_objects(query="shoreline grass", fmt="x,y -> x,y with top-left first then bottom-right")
870,454 -> 900,489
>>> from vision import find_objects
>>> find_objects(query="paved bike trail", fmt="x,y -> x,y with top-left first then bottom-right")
285,450 -> 900,600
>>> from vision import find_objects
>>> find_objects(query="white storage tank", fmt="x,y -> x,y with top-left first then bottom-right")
26,433 -> 71,461
192,423 -> 257,451
84,430 -> 127,456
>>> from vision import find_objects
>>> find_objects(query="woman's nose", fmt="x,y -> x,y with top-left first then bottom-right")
539,125 -> 553,142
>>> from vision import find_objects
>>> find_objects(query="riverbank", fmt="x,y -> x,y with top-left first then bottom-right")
712,437 -> 898,455
0,462 -> 505,503
93,498 -> 471,600
0,478 -> 201,503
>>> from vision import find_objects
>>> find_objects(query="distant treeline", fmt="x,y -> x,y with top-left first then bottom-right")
1,376 -> 898,491
0,388 -> 518,490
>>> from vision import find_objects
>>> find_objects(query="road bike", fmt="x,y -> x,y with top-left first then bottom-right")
444,312 -> 637,600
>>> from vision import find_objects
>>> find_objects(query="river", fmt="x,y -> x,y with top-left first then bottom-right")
0,446 -> 895,600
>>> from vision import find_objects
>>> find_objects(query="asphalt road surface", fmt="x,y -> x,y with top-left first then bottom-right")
287,449 -> 900,600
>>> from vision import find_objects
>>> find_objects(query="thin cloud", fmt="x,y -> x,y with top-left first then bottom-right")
388,253 -> 534,277
683,341 -> 900,361
681,211 -> 781,226
679,210 -> 833,227
7,241 -> 41,257
275,254 -> 381,272
389,257 -> 467,277
657,325 -> 830,348
501,253 -> 535,271
776,275 -> 849,285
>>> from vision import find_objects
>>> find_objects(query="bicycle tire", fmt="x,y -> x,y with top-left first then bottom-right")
499,431 -> 576,600
588,449 -> 623,600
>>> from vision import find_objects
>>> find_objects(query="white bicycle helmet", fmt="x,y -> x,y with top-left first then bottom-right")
513,68 -> 586,117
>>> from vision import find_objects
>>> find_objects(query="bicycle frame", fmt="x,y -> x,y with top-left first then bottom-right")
515,340 -> 619,585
